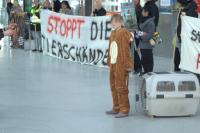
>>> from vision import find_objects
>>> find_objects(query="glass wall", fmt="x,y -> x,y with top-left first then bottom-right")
0,0 -> 8,26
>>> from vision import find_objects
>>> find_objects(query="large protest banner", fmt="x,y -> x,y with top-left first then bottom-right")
180,16 -> 200,74
40,10 -> 112,67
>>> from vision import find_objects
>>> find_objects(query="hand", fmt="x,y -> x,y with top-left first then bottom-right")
130,32 -> 134,42
130,37 -> 134,42
136,31 -> 145,37
181,12 -> 186,16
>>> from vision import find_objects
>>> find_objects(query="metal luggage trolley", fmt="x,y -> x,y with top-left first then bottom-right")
140,72 -> 200,117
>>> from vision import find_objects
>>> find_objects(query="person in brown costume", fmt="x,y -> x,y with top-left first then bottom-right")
106,14 -> 134,118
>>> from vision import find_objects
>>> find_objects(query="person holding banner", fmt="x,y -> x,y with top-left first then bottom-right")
174,0 -> 198,71
92,0 -> 106,16
53,0 -> 61,13
59,1 -> 73,15
43,0 -> 52,10
106,14 -> 133,118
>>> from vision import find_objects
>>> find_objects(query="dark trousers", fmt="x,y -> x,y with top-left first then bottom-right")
141,49 -> 154,74
174,47 -> 181,71
134,38 -> 142,72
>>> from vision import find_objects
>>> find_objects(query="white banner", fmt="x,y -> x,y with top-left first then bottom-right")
41,10 -> 112,67
180,16 -> 200,74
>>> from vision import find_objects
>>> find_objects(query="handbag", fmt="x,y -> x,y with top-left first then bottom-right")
150,32 -> 163,46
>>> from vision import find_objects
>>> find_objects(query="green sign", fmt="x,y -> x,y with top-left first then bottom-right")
24,0 -> 32,12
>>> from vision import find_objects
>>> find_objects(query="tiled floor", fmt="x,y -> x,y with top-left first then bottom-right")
0,43 -> 199,133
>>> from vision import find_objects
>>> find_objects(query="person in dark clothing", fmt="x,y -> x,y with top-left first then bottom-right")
7,0 -> 13,17
53,0 -> 61,13
135,0 -> 142,25
177,0 -> 198,45
174,0 -> 198,71
92,0 -> 106,16
143,0 -> 159,31
136,5 -> 155,74
133,0 -> 142,74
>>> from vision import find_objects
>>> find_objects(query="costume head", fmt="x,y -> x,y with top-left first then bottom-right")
111,14 -> 124,30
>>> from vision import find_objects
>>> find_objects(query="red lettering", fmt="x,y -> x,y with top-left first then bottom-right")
66,19 -> 72,38
72,19 -> 77,39
77,19 -> 85,39
47,14 -> 85,39
197,54 -> 200,69
47,16 -> 54,33
54,16 -> 61,34
60,19 -> 66,36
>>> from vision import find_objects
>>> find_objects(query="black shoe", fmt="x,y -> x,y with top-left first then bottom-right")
19,45 -> 24,49
134,69 -> 142,75
32,49 -> 37,52
105,110 -> 119,115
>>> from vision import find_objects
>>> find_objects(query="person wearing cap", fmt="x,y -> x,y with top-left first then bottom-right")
174,0 -> 198,71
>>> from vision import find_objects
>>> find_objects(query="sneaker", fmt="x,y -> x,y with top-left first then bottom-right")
115,113 -> 129,118
39,50 -> 43,53
105,110 -> 118,115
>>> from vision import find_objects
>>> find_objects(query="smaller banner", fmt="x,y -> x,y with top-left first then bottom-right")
180,16 -> 200,74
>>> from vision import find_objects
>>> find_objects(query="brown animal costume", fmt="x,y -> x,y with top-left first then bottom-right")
107,28 -> 133,114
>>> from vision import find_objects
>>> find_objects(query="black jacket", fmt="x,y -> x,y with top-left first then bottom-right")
177,1 -> 198,43
135,3 -> 142,26
0,29 -> 4,40
144,0 -> 159,27
53,0 -> 61,13
7,2 -> 13,16
93,7 -> 107,16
